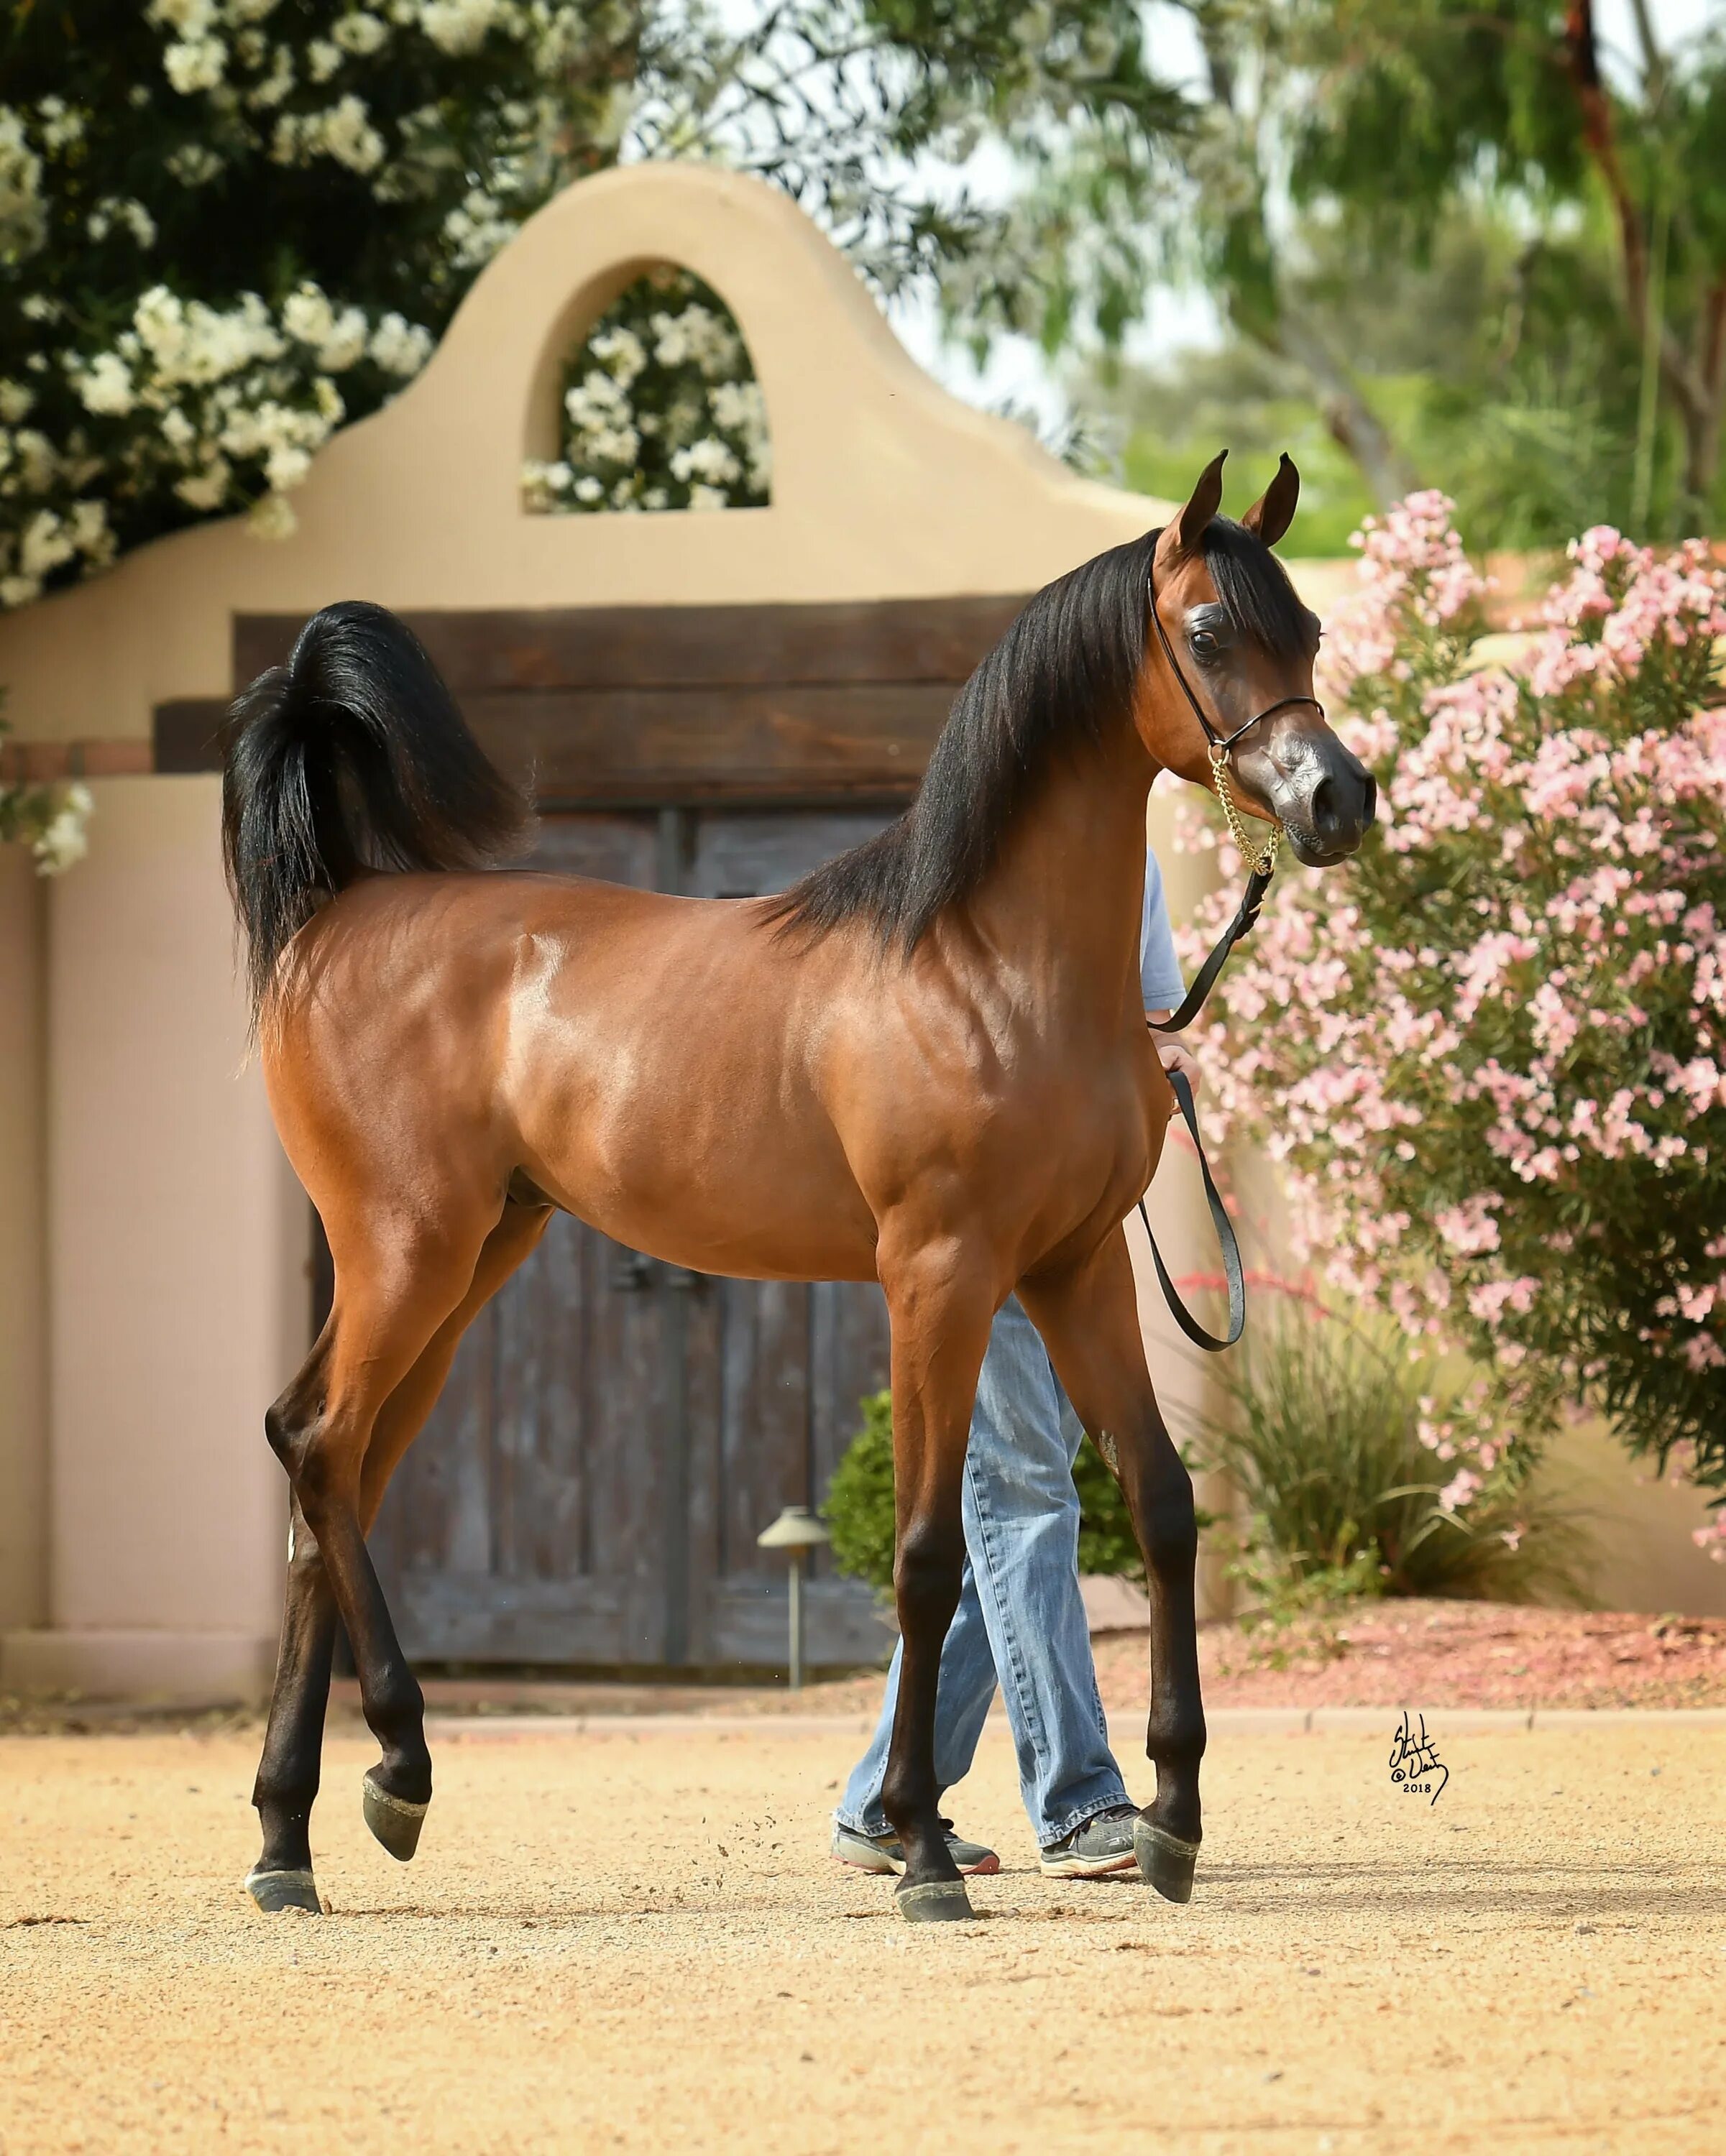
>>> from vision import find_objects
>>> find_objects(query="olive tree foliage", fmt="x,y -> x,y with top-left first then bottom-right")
991,2 -> 1726,540
1291,0 -> 1726,528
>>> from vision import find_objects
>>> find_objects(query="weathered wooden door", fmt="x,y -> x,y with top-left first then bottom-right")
368,808 -> 896,1670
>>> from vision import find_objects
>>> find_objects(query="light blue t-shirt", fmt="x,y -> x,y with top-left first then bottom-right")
1140,849 -> 1185,1013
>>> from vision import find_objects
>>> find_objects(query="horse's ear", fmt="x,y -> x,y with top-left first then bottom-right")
1171,449 -> 1228,557
1241,453 -> 1300,546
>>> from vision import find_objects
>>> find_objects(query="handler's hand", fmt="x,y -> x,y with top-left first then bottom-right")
1144,1013 -> 1202,1104
1156,1039 -> 1203,1096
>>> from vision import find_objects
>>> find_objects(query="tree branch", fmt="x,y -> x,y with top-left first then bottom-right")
1563,0 -> 1648,323
1272,309 -> 1420,508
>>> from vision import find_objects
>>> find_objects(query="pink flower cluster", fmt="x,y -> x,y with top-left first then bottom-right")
1179,497 -> 1726,1521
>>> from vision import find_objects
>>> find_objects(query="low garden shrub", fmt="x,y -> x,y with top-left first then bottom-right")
1189,1300 -> 1588,1617
822,1388 -> 1148,1598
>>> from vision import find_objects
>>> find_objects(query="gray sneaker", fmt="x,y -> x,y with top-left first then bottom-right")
831,1816 -> 1001,1877
1039,1805 -> 1141,1879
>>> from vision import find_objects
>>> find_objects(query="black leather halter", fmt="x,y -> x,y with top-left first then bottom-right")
1146,557 -> 1325,756
1134,561 -> 1323,1353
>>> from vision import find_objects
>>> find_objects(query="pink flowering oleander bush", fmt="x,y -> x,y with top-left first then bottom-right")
1178,492 -> 1726,1552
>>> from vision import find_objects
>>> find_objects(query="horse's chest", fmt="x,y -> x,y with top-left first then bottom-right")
1016,1067 -> 1157,1217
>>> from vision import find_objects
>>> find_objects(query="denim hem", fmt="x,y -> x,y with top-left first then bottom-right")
833,1807 -> 891,1840
1037,1789 -> 1137,1853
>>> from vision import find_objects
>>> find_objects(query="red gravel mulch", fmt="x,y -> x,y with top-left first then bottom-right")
1092,1598 -> 1726,1713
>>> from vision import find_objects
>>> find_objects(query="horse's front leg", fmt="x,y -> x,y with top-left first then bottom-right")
876,1232 -> 996,1925
1018,1227 -> 1206,1903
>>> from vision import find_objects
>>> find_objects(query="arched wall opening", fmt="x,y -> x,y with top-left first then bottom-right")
523,264 -> 770,516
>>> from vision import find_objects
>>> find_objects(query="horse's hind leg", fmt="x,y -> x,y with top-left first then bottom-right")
247,1198 -> 551,1912
1018,1229 -> 1206,1904
876,1233 -> 996,1925
247,1465 -> 339,1911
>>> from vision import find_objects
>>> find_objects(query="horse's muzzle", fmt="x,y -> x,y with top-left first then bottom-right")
1275,743 -> 1377,867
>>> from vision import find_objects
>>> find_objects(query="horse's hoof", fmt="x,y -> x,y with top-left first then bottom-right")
1133,1818 -> 1200,1904
362,1772 -> 429,1862
896,1879 -> 977,1925
244,1866 -> 322,1915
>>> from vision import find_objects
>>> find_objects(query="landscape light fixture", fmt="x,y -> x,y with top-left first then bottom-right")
756,1505 -> 830,1690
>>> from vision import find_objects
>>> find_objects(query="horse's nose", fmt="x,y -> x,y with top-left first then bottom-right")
1310,757 -> 1375,847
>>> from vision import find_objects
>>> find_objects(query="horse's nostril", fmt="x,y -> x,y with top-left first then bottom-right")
1362,770 -> 1379,828
1309,773 -> 1336,832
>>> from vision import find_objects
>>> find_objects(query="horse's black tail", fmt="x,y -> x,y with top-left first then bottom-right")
220,600 -> 534,1018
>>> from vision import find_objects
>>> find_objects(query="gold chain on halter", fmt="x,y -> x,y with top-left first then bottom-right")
1209,741 -> 1281,880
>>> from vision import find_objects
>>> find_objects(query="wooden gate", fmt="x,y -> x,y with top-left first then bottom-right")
270,594 -> 1028,1672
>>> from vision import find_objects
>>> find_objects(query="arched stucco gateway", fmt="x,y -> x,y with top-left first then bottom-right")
4,165 -> 1720,1700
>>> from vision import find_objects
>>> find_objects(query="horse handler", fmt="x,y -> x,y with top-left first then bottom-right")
831,847 -> 1200,1881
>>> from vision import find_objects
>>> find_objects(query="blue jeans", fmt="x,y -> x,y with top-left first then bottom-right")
836,1297 -> 1133,1851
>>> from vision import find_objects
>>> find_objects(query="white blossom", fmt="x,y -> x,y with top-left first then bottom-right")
0,106 -> 46,255
368,313 -> 432,376
283,283 -> 368,370
18,510 -> 78,579
175,457 -> 232,510
32,785 -> 94,875
420,0 -> 508,57
320,94 -> 386,172
333,11 -> 390,54
148,0 -> 219,31
166,141 -> 224,185
87,196 -> 159,248
670,436 -> 741,487
589,325 -> 646,387
273,95 -> 385,174
248,491 -> 298,540
0,380 -> 35,423
163,38 -> 228,93
35,97 -> 87,153
74,354 -> 137,417
442,186 -> 513,267
247,45 -> 295,109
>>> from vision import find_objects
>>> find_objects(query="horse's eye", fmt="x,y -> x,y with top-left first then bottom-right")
1190,630 -> 1221,661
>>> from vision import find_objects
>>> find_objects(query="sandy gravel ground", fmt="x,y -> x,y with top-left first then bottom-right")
3,1717 -> 1724,2155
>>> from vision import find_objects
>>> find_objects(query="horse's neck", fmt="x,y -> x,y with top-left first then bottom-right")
956,726 -> 1156,1032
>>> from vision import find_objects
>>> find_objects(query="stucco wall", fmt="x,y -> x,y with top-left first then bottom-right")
2,779 -> 303,1701
0,847 -> 47,1637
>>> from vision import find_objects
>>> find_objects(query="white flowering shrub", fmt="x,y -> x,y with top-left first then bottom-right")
0,711 -> 91,873
0,1 -> 1186,872
1,1 -> 1180,618
524,270 -> 769,515
0,1 -> 626,609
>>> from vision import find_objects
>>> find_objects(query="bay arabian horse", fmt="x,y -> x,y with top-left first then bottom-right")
225,452 -> 1373,1924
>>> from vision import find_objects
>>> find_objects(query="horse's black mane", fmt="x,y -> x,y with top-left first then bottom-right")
768,516 -> 1314,954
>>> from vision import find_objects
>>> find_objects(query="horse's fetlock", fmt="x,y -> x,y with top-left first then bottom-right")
1144,1708 -> 1207,1766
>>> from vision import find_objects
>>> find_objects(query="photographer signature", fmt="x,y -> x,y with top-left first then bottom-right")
1390,1710 -> 1449,1805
